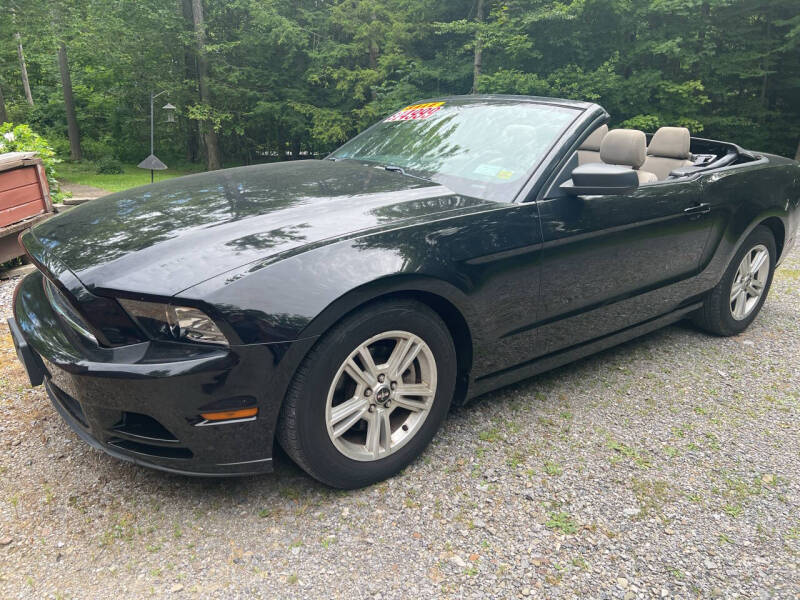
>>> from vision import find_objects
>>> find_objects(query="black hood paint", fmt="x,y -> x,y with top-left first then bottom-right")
32,160 -> 493,297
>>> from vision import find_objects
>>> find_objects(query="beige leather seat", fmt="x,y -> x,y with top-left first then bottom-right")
599,129 -> 658,184
643,127 -> 693,180
578,124 -> 608,164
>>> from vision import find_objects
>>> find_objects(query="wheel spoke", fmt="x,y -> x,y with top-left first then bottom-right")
344,357 -> 376,390
750,249 -> 768,276
364,409 -> 391,458
732,290 -> 747,319
330,396 -> 369,438
393,396 -> 431,412
741,251 -> 751,274
730,281 -> 744,303
386,336 -> 422,379
357,346 -> 379,380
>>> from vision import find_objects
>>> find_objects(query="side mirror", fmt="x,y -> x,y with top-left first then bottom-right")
559,163 -> 639,196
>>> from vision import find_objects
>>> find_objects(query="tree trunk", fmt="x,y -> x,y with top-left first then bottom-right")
181,0 -> 201,163
0,83 -> 7,124
795,138 -> 800,162
57,43 -> 82,161
191,0 -> 222,170
15,33 -> 34,106
471,0 -> 484,94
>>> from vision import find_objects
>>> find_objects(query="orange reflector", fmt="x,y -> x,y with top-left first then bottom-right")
200,407 -> 258,421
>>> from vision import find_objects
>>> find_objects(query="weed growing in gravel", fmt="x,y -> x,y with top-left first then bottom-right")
546,511 -> 578,535
478,426 -> 502,442
606,437 -> 652,468
631,478 -> 673,519
506,448 -> 527,469
543,460 -> 563,476
571,556 -> 589,570
279,486 -> 301,501
723,503 -> 743,518
669,567 -> 685,580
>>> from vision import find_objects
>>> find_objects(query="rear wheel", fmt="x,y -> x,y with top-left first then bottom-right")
693,225 -> 776,336
277,299 -> 456,489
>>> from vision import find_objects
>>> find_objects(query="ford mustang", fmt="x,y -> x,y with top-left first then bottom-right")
8,95 -> 800,488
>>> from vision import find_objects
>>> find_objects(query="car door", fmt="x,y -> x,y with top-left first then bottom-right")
532,171 -> 713,357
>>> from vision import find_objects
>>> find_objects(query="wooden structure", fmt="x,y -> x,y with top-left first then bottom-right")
0,152 -> 54,264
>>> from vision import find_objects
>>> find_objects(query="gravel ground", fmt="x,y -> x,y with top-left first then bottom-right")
1,246 -> 799,600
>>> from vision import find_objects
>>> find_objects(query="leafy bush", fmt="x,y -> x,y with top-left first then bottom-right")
82,137 -> 116,162
95,157 -> 124,174
0,123 -> 66,203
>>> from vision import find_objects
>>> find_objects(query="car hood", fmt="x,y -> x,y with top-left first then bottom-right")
31,160 -> 493,296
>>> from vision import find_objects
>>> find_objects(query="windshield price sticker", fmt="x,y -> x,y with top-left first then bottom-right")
385,102 -> 445,122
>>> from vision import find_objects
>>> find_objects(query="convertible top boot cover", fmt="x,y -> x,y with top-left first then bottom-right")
599,129 -> 658,184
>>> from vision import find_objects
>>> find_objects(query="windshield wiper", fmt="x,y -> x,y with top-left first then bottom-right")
381,164 -> 432,182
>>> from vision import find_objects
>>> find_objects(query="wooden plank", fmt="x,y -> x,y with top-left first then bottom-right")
0,201 -> 43,228
0,182 -> 42,211
36,163 -> 53,211
0,166 -> 38,194
0,152 -> 38,172
0,212 -> 52,236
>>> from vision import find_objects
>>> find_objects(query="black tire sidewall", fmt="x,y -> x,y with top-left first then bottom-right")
714,226 -> 776,335
292,301 -> 456,488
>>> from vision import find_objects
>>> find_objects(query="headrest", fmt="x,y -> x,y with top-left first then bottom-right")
600,129 -> 647,169
579,124 -> 608,151
647,127 -> 691,159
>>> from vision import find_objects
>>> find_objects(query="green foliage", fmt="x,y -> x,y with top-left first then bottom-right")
95,157 -> 124,174
0,0 -> 798,166
0,123 -> 65,202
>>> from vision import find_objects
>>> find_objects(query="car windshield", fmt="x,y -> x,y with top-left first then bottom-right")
329,100 -> 579,201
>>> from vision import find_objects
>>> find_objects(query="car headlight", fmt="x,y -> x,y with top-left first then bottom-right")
118,299 -> 229,346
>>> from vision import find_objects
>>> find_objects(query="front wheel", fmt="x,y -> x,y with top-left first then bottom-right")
693,225 -> 776,336
277,299 -> 456,488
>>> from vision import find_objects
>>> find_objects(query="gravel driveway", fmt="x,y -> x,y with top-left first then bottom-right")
1,246 -> 799,599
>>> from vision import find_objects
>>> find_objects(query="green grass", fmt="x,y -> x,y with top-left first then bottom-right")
58,161 -> 205,193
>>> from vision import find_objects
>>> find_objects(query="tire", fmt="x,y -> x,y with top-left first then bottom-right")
693,225 -> 776,336
277,298 -> 457,489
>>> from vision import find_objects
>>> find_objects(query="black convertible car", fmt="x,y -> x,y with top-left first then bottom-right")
9,96 -> 800,488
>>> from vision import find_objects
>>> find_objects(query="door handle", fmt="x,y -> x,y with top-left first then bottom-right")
684,203 -> 711,216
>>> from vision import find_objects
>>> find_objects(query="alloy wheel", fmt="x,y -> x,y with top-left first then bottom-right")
730,243 -> 769,320
325,330 -> 437,461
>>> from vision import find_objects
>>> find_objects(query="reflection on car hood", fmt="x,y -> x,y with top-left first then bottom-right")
31,160 -> 494,296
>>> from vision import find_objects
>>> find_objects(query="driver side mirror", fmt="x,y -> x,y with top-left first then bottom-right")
559,163 -> 639,196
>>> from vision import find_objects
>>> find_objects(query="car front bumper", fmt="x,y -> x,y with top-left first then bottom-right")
10,271 -> 293,477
